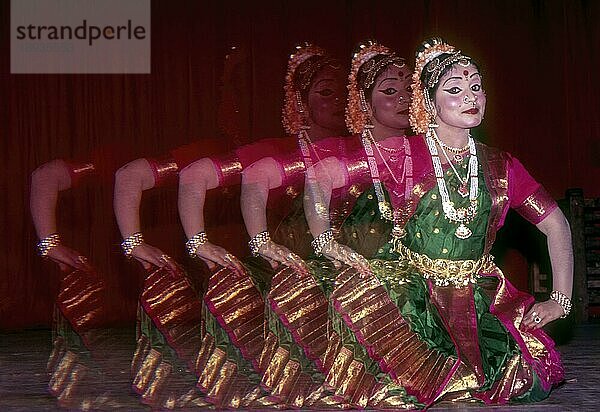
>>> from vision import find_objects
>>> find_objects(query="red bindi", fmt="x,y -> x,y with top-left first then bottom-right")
463,70 -> 469,76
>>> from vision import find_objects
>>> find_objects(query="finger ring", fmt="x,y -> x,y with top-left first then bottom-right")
350,252 -> 359,259
531,311 -> 538,318
224,253 -> 234,261
534,316 -> 542,324
77,256 -> 88,264
159,254 -> 170,263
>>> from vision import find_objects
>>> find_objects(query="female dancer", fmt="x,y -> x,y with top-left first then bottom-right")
304,37 -> 571,407
241,43 -> 349,262
113,47 -> 256,407
31,159 -> 121,409
176,125 -> 297,409
180,43 -> 354,408
298,41 -> 424,409
242,42 -> 421,408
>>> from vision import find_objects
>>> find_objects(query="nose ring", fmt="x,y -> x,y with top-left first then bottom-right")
398,96 -> 405,103
463,95 -> 470,104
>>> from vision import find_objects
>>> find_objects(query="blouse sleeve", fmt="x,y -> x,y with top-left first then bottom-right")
146,154 -> 179,188
170,139 -> 225,170
508,154 -> 558,225
64,160 -> 96,188
151,139 -> 227,188
208,152 -> 243,187
206,137 -> 300,188
65,142 -> 136,187
273,152 -> 305,188
236,137 -> 296,169
338,154 -> 369,189
273,136 -> 347,188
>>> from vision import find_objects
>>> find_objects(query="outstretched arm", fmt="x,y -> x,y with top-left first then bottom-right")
538,208 -> 573,299
304,156 -> 346,237
30,159 -> 92,272
523,208 -> 574,329
178,157 -> 243,271
304,156 -> 369,272
240,157 -> 282,238
31,159 -> 71,239
114,157 -> 178,272
241,157 -> 307,273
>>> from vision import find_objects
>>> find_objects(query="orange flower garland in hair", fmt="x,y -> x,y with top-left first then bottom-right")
282,43 -> 327,135
346,41 -> 396,134
409,38 -> 457,134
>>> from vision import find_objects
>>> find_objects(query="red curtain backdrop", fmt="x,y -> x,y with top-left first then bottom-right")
1,0 -> 599,328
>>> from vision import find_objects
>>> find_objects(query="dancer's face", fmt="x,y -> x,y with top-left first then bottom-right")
307,66 -> 347,134
433,62 -> 486,130
369,63 -> 412,131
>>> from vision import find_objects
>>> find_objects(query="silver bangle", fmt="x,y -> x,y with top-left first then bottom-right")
121,232 -> 144,256
550,290 -> 572,319
311,229 -> 334,256
248,231 -> 271,257
37,233 -> 61,256
186,231 -> 207,258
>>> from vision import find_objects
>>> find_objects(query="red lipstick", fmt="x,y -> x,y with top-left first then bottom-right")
463,108 -> 479,114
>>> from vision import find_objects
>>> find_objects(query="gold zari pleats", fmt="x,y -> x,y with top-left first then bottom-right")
331,266 -> 458,404
205,266 -> 266,362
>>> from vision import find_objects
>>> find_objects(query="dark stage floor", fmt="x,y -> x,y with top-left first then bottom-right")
0,323 -> 597,411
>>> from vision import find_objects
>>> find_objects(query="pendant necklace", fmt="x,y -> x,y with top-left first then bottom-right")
425,129 -> 479,239
362,128 -> 412,239
432,133 -> 470,197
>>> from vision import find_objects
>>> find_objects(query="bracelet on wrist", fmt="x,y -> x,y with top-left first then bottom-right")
311,229 -> 334,256
37,233 -> 61,256
186,231 -> 208,258
550,290 -> 572,319
121,232 -> 144,256
248,231 -> 271,257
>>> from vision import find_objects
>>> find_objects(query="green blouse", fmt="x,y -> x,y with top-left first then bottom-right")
403,162 -> 491,260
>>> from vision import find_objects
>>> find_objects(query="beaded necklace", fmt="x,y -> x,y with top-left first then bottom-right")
425,129 -> 479,239
436,138 -> 469,162
361,129 -> 413,239
431,132 -> 471,197
297,127 -> 330,220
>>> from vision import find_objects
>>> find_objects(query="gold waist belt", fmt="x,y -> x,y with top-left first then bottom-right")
393,241 -> 496,287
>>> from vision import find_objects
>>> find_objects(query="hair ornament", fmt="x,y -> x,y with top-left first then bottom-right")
410,37 -> 472,133
282,43 -> 338,135
346,40 -> 405,134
